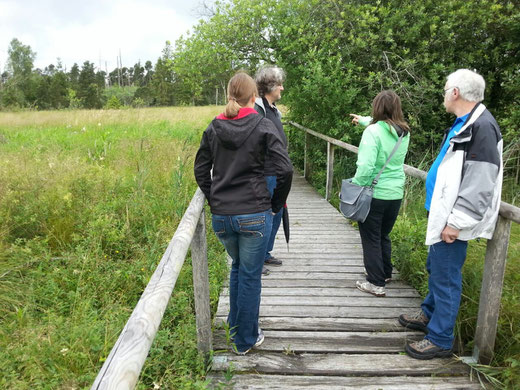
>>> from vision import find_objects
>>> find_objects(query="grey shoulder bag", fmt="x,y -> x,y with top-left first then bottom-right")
339,129 -> 405,223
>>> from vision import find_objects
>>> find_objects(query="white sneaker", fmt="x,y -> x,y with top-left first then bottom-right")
233,329 -> 265,355
255,328 -> 265,347
356,280 -> 386,297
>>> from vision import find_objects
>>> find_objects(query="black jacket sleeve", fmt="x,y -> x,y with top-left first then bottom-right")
194,128 -> 213,203
264,120 -> 293,213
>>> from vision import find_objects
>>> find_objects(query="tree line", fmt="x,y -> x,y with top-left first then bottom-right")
0,39 -> 184,110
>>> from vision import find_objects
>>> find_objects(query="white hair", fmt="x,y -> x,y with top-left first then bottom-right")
446,69 -> 486,102
255,66 -> 286,97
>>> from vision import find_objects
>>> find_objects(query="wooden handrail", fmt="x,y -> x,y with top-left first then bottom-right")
287,120 -> 519,365
91,188 -> 211,390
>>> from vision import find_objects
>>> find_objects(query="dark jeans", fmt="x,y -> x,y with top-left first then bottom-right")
358,198 -> 402,287
211,211 -> 273,352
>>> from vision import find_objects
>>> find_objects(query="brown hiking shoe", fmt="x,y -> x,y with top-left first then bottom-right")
405,338 -> 452,360
399,311 -> 429,333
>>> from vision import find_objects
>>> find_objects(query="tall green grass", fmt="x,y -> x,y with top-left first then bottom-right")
0,107 -> 229,389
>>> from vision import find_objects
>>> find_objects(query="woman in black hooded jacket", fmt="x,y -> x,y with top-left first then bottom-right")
194,72 -> 292,355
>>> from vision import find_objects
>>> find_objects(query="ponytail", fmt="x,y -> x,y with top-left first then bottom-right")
222,72 -> 258,118
225,97 -> 242,118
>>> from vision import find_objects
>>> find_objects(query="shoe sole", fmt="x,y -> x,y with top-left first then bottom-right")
264,262 -> 282,266
398,316 -> 428,333
254,334 -> 265,348
405,343 -> 452,360
356,284 -> 385,297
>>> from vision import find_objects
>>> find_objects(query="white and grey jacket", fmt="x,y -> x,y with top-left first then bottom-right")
426,103 -> 503,245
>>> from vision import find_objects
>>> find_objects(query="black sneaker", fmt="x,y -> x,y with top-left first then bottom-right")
264,257 -> 282,266
399,311 -> 429,333
405,338 -> 452,360
262,265 -> 270,276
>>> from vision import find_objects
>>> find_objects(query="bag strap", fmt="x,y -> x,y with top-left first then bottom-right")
371,124 -> 405,187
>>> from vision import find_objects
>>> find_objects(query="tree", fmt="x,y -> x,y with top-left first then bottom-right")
1,38 -> 38,108
77,61 -> 103,109
150,41 -> 176,106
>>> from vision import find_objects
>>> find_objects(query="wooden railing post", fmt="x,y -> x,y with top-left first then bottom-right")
304,132 -> 310,180
326,142 -> 335,200
191,207 -> 213,356
473,215 -> 512,364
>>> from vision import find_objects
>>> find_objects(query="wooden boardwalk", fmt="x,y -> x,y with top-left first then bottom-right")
209,175 -> 480,389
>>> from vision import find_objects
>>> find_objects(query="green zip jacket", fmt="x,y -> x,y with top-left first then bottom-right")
352,116 -> 410,200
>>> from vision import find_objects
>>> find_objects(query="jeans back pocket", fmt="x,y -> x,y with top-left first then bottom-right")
237,215 -> 266,238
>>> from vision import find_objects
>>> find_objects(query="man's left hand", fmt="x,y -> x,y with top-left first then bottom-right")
441,225 -> 460,243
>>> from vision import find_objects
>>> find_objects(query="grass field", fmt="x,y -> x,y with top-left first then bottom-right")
0,106 -> 229,389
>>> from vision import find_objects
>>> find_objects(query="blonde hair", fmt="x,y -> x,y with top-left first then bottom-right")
224,72 -> 258,118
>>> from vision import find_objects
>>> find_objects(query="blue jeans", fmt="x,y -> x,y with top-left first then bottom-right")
212,211 -> 273,352
264,175 -> 283,261
422,239 -> 468,350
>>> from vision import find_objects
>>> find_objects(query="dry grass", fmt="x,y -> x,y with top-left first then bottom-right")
0,106 -> 225,128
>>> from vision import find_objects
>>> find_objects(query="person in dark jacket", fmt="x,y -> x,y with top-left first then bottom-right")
194,72 -> 293,355
399,69 -> 503,360
254,65 -> 289,275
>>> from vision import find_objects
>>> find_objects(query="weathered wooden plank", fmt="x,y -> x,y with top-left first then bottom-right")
265,259 -> 364,266
191,208 -> 212,355
268,253 -> 363,259
474,215 -> 512,364
218,295 -> 421,309
208,374 -> 480,390
225,278 -> 412,288
221,287 -> 420,298
213,331 -> 424,353
215,316 -> 410,331
257,272 -> 392,280
263,260 -> 365,267
279,238 -> 361,244
273,242 -> 362,248
210,352 -> 470,376
216,305 -> 419,319
264,265 -> 365,272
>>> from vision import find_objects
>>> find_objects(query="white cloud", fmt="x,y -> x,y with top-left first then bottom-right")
0,0 -> 206,72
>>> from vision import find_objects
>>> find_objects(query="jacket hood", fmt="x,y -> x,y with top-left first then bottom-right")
212,112 -> 263,150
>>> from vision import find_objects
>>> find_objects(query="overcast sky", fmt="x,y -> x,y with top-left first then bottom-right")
0,0 -> 212,72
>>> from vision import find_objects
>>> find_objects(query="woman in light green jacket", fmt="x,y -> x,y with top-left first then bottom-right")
350,90 -> 410,297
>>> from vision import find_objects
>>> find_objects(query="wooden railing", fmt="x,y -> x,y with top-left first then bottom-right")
288,120 -> 520,365
91,188 -> 211,390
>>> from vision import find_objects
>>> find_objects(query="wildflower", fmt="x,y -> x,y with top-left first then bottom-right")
60,348 -> 69,354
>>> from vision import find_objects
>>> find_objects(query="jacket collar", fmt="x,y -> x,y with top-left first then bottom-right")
450,103 -> 486,144
216,107 -> 258,120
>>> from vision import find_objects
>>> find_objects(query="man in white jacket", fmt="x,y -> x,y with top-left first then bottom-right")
399,69 -> 503,359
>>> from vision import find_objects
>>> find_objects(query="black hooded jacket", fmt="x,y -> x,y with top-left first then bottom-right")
194,110 -> 293,215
